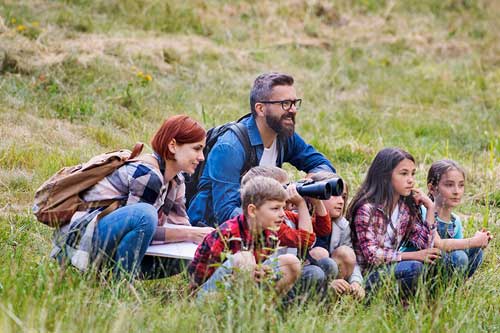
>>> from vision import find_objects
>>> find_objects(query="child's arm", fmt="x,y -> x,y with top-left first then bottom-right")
188,229 -> 225,288
286,184 -> 313,233
400,248 -> 441,263
408,189 -> 436,249
412,189 -> 436,227
341,223 -> 364,286
309,198 -> 331,237
277,220 -> 316,249
434,230 -> 491,251
348,264 -> 364,286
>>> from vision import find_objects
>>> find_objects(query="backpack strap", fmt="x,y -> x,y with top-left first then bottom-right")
229,122 -> 258,177
129,142 -> 144,159
276,135 -> 288,168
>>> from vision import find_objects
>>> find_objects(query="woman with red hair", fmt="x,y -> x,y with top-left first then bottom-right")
53,115 -> 213,279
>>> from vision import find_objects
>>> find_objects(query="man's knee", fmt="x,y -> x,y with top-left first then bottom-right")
332,246 -> 356,278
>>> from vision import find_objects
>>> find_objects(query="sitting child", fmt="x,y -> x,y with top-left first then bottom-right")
188,176 -> 301,297
241,166 -> 336,295
401,159 -> 492,277
308,172 -> 365,300
347,148 -> 439,299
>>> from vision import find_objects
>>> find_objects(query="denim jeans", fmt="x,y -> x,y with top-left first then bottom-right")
92,203 -> 157,279
442,248 -> 483,278
295,257 -> 338,296
365,260 -> 425,297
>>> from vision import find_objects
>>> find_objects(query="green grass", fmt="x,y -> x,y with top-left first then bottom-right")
1,0 -> 499,331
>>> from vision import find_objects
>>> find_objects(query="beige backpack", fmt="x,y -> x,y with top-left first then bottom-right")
33,143 -> 144,227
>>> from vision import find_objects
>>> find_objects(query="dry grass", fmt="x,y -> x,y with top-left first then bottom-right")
0,1 -> 498,331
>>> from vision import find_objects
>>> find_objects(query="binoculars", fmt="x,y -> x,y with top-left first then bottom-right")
287,178 -> 344,200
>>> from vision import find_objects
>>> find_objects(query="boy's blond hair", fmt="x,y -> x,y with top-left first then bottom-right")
241,176 -> 287,216
241,166 -> 289,186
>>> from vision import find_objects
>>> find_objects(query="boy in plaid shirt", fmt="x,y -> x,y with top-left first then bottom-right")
188,176 -> 301,297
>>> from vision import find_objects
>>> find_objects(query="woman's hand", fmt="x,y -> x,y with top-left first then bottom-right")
187,227 -> 214,244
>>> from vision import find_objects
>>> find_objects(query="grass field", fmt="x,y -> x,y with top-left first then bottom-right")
0,0 -> 499,332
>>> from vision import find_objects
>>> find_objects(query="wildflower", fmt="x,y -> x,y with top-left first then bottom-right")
16,25 -> 27,32
11,18 -> 16,24
136,71 -> 144,78
32,21 -> 40,27
144,74 -> 152,81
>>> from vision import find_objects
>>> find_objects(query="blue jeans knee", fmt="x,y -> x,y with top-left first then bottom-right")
316,257 -> 338,279
298,264 -> 326,294
444,250 -> 469,273
466,247 -> 483,277
94,203 -> 158,278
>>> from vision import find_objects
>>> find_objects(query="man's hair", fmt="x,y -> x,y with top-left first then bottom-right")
241,166 -> 289,186
241,176 -> 287,216
250,72 -> 294,116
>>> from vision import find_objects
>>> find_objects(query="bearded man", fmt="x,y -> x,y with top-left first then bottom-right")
188,72 -> 336,226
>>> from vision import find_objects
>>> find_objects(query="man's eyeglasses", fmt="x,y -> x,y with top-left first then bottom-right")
258,99 -> 302,112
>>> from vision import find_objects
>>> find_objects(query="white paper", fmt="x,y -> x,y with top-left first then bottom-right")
145,242 -> 198,260
145,224 -> 200,259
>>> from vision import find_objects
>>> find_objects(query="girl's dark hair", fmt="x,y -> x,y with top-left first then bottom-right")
347,148 -> 421,241
427,159 -> 466,201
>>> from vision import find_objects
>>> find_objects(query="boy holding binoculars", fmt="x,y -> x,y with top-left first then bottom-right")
241,167 -> 339,299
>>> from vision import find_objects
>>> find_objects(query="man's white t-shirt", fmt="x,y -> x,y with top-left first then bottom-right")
259,139 -> 278,167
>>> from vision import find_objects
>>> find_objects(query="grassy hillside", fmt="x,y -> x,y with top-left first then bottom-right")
0,0 -> 499,332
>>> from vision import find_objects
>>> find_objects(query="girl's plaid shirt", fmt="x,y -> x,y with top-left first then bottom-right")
352,200 -> 434,273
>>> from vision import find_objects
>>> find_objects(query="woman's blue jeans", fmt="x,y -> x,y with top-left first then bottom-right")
92,203 -> 157,279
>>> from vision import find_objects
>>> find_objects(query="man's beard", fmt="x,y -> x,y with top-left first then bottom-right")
265,111 -> 295,137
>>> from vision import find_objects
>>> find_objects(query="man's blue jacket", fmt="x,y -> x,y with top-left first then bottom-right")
187,114 -> 335,226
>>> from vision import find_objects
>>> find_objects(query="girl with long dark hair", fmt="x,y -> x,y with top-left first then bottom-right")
347,148 -> 439,297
